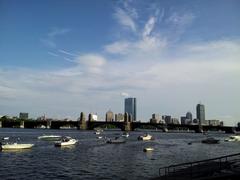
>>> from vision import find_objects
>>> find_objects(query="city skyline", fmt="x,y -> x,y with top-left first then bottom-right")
0,0 -> 240,125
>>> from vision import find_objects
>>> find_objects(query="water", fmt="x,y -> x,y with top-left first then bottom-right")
0,128 -> 239,179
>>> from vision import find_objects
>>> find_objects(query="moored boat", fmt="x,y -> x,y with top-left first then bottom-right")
0,143 -> 34,150
143,147 -> 154,152
2,137 -> 9,140
224,135 -> 240,142
106,137 -> 126,144
138,134 -> 153,141
201,137 -> 219,144
54,136 -> 78,147
38,135 -> 62,141
122,132 -> 129,138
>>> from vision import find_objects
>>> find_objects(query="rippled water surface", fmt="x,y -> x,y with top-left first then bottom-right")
0,128 -> 239,179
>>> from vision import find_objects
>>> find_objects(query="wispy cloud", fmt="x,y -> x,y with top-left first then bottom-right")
41,27 -> 71,48
58,49 -> 78,57
47,28 -> 70,37
114,8 -> 137,32
142,16 -> 156,37
48,52 -> 59,57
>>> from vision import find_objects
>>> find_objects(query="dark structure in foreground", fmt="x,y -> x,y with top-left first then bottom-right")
157,153 -> 240,180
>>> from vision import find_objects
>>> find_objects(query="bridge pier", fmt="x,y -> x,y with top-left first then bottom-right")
78,112 -> 87,130
47,120 -> 51,129
124,122 -> 132,131
163,127 -> 168,132
225,127 -> 236,134
20,121 -> 24,128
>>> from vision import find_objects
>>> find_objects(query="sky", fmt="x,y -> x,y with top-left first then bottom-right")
0,0 -> 240,125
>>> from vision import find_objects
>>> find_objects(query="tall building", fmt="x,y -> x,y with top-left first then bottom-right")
105,110 -> 114,122
196,104 -> 205,125
124,97 -> 137,121
163,115 -> 172,124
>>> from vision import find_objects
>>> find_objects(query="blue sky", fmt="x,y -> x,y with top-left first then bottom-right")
0,0 -> 240,125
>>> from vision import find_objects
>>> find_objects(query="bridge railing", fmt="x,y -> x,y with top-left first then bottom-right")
159,153 -> 240,179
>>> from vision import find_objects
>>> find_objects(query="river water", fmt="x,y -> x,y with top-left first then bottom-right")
0,128 -> 239,179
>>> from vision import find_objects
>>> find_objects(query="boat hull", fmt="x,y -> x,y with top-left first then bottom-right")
1,143 -> 34,150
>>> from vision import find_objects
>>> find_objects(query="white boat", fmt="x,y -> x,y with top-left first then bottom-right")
138,134 -> 153,141
143,147 -> 154,152
122,132 -> 129,138
1,143 -> 34,150
2,137 -> 9,140
97,136 -> 103,139
95,131 -> 101,135
55,136 -> 78,147
224,135 -> 240,142
38,135 -> 62,141
106,137 -> 126,144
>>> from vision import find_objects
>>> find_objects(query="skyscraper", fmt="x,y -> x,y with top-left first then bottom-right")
196,104 -> 205,125
124,97 -> 137,121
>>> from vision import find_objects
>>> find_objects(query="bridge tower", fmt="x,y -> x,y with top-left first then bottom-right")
88,113 -> 94,122
124,112 -> 129,122
79,112 -> 87,130
123,112 -> 132,131
20,120 -> 24,128
0,120 -> 2,128
46,120 -> 51,129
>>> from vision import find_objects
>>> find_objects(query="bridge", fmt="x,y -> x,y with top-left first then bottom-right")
0,117 -> 239,133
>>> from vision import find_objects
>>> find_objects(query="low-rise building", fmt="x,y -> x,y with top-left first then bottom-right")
19,112 -> 28,120
115,113 -> 124,122
106,110 -> 114,122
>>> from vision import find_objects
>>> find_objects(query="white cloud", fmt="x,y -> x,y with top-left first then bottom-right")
143,16 -> 156,37
114,8 -> 136,32
120,92 -> 130,97
48,52 -> 59,57
167,12 -> 195,26
104,41 -> 131,54
47,28 -> 71,37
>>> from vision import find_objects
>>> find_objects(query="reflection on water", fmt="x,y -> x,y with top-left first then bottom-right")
1,148 -> 32,153
0,128 -> 238,180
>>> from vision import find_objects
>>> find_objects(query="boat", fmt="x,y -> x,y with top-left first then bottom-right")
0,142 -> 34,150
122,132 -> 129,138
106,137 -> 126,144
95,131 -> 101,135
54,136 -> 78,147
97,136 -> 103,139
201,137 -> 220,144
2,137 -> 9,140
224,135 -> 240,142
143,147 -> 154,152
38,135 -> 62,141
138,134 -> 153,141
